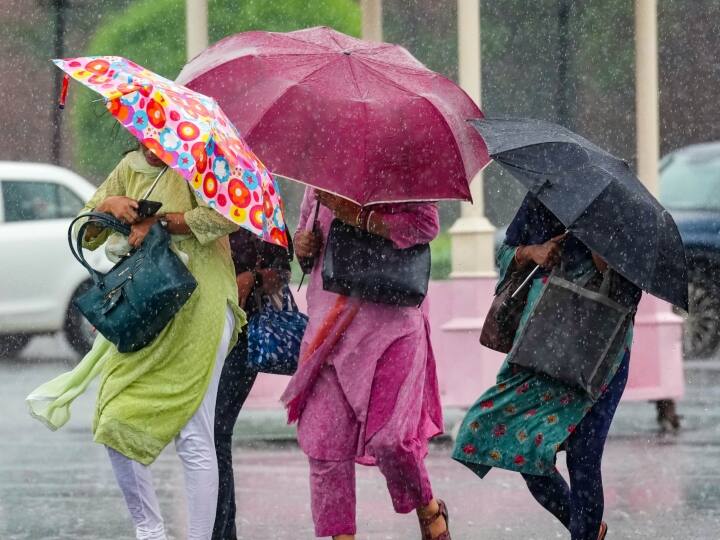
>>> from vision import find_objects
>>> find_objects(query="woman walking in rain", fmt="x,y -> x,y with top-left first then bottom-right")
28,145 -> 243,540
453,193 -> 642,540
283,188 -> 450,540
212,227 -> 292,540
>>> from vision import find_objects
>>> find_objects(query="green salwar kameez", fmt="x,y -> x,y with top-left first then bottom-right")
27,151 -> 244,464
452,244 -> 633,478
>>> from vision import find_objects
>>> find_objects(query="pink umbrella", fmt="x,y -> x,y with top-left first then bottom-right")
176,27 -> 490,205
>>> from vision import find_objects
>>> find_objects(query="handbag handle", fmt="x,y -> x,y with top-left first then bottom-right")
67,212 -> 131,288
260,286 -> 300,312
284,286 -> 300,312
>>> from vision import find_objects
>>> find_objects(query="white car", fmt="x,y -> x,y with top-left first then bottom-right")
0,162 -> 111,358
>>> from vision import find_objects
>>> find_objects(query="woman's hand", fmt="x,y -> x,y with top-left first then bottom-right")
128,216 -> 158,248
236,271 -> 256,308
295,230 -> 322,259
316,191 -> 361,225
97,196 -> 140,224
517,233 -> 566,269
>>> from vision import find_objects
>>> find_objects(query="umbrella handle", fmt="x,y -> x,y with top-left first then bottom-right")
297,199 -> 322,291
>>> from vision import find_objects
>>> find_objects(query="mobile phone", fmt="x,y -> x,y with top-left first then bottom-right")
137,199 -> 162,218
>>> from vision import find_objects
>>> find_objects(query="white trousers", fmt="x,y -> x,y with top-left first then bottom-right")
107,307 -> 234,540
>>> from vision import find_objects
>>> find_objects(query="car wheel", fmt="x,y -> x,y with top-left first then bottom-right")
64,281 -> 97,359
0,334 -> 31,358
682,276 -> 720,359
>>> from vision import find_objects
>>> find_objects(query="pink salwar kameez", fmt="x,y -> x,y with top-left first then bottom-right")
281,189 -> 444,537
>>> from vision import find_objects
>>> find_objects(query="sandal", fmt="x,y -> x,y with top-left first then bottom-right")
598,521 -> 608,540
418,499 -> 451,540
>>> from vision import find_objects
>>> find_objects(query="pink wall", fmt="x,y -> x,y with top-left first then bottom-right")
244,278 -> 685,409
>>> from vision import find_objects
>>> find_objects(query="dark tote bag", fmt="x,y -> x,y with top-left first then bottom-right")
506,273 -> 630,401
68,212 -> 198,353
322,219 -> 431,307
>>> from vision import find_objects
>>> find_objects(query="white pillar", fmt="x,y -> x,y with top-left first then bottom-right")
635,0 -> 660,196
361,0 -> 383,42
186,0 -> 208,62
449,0 -> 496,278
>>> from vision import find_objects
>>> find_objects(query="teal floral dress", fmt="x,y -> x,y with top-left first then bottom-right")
452,244 -> 633,478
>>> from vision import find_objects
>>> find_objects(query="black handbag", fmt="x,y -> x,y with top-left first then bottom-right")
68,212 -> 198,353
480,265 -> 536,353
506,271 -> 630,400
321,219 -> 431,307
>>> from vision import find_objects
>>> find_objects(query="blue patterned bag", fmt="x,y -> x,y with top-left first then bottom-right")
247,287 -> 308,375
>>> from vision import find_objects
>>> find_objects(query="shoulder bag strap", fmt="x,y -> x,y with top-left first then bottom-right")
67,212 -> 131,287
284,286 -> 300,312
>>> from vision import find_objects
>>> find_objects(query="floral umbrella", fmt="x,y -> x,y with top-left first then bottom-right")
53,55 -> 288,247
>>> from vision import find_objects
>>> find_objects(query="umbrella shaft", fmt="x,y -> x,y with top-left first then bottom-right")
512,265 -> 541,299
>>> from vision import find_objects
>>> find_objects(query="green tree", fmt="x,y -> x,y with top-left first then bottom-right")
71,0 -> 360,181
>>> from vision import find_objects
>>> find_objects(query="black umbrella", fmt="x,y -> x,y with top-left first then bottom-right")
472,117 -> 688,311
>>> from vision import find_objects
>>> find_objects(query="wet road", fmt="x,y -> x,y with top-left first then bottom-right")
1,337 -> 720,539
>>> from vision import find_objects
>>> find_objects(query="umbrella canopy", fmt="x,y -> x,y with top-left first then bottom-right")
472,117 -> 688,310
176,26 -> 490,205
54,56 -> 287,247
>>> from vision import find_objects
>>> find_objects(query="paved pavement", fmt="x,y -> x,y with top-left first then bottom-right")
2,336 -> 720,539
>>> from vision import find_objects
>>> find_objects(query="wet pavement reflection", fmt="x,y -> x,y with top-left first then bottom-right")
1,336 -> 720,539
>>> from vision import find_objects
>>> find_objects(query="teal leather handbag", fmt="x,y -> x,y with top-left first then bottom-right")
68,212 -> 198,353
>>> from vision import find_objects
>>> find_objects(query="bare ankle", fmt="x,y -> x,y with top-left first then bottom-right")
417,498 -> 440,518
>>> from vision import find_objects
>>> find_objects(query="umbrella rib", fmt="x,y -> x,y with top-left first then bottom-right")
178,30 -> 336,81
344,55 -> 371,203
586,165 -> 665,294
496,157 -> 556,178
584,159 -> 669,290
327,30 -> 348,51
261,29 -> 337,52
353,59 -> 470,181
243,56 -> 343,141
494,142 -> 593,182
568,167 -> 671,303
273,173 -> 453,205
352,43 -> 398,55
357,54 -> 436,75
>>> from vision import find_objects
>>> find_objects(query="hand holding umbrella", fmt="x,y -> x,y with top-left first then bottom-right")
315,191 -> 361,225
53,55 -> 288,247
510,233 -> 567,299
515,233 -> 567,270
295,228 -> 323,261
472,117 -> 688,310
